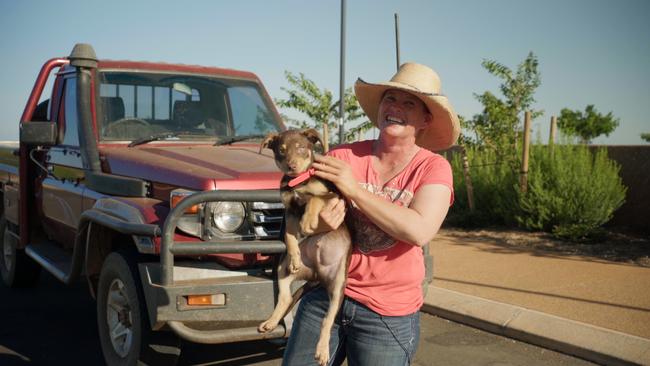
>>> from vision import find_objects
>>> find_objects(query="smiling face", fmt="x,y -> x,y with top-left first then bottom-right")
377,89 -> 432,139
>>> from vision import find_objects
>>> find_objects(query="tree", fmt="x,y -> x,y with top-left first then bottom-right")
557,105 -> 619,144
641,133 -> 650,142
342,90 -> 371,142
275,71 -> 363,151
465,52 -> 543,156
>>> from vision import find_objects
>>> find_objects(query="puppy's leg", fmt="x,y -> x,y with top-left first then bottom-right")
300,196 -> 327,236
258,257 -> 311,333
285,215 -> 302,273
314,260 -> 348,366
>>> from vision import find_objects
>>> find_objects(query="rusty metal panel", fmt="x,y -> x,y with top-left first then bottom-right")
139,262 -> 278,329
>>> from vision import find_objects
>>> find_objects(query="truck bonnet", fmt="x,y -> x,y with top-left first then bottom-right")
99,144 -> 283,191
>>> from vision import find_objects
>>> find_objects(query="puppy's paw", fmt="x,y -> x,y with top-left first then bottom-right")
299,219 -> 314,236
300,216 -> 319,236
314,344 -> 330,366
258,319 -> 278,333
289,255 -> 302,273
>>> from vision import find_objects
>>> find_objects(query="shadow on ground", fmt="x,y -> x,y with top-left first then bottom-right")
440,227 -> 650,268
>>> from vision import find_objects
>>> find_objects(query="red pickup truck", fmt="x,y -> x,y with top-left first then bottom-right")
0,44 -> 290,365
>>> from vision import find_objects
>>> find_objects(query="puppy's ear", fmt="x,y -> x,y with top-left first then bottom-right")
259,133 -> 279,154
301,128 -> 323,146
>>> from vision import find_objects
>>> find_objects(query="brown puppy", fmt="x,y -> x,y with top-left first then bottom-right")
258,129 -> 351,366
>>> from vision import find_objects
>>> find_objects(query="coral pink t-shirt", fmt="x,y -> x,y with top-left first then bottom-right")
328,140 -> 453,316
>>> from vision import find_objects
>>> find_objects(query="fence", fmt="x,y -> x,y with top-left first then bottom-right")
591,145 -> 650,234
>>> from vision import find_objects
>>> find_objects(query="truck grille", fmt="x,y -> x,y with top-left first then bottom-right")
250,202 -> 284,238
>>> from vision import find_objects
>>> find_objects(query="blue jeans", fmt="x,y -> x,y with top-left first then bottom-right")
282,287 -> 420,366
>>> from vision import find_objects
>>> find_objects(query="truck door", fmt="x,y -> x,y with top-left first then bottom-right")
39,75 -> 85,248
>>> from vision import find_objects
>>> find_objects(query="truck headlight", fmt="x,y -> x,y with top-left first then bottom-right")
209,202 -> 245,233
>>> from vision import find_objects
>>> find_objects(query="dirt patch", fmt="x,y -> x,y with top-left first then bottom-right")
440,227 -> 650,267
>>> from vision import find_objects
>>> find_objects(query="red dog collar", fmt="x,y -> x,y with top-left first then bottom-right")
288,168 -> 316,187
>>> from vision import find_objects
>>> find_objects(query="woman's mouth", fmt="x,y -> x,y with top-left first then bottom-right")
385,116 -> 405,125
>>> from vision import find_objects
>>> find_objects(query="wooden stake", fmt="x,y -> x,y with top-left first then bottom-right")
549,115 -> 557,146
461,147 -> 475,212
520,111 -> 532,192
322,121 -> 329,153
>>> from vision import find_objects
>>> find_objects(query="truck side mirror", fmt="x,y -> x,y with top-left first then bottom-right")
20,121 -> 58,146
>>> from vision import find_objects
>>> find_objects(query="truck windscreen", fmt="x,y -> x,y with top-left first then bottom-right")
97,71 -> 281,142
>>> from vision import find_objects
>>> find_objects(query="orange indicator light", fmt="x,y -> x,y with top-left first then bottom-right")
186,294 -> 226,306
170,195 -> 199,214
187,295 -> 212,306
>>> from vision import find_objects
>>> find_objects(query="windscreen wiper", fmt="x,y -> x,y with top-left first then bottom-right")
128,132 -> 182,147
213,134 -> 265,146
128,131 -> 208,147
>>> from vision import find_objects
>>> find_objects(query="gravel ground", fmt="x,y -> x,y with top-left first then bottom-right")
440,226 -> 650,267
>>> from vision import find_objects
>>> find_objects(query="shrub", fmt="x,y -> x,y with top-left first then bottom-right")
516,145 -> 626,240
448,147 -> 520,227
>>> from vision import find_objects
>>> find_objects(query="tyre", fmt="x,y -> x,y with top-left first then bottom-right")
97,250 -> 180,366
0,215 -> 41,288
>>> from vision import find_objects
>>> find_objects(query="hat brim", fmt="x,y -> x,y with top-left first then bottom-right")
354,78 -> 460,151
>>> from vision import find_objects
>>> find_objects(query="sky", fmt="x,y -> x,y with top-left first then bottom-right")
1,0 -> 648,145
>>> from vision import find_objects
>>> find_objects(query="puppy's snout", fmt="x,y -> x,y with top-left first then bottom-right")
288,159 -> 299,171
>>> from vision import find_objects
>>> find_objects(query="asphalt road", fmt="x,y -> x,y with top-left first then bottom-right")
0,272 -> 595,366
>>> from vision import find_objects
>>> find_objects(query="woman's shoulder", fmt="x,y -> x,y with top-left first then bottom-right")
328,140 -> 374,159
415,148 -> 450,167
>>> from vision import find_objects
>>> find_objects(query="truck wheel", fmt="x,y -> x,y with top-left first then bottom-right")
0,215 -> 41,288
97,250 -> 180,366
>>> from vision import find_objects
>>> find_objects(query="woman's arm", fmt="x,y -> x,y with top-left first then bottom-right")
313,155 -> 451,247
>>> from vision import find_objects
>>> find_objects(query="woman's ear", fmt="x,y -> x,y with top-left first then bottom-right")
419,112 -> 434,132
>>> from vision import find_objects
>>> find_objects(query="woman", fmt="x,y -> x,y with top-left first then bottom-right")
283,63 -> 460,366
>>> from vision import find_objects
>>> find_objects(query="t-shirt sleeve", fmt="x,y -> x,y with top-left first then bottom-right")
417,155 -> 454,205
327,147 -> 347,160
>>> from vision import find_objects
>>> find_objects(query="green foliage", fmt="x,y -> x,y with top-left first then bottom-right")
447,147 -> 520,227
342,90 -> 372,142
516,145 -> 626,240
642,133 -> 650,142
275,71 -> 364,148
450,53 -> 625,239
557,105 -> 619,144
456,115 -> 477,147
448,144 -> 626,240
465,52 -> 543,154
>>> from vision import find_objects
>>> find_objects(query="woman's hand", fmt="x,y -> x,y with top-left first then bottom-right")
312,197 -> 346,234
313,155 -> 359,199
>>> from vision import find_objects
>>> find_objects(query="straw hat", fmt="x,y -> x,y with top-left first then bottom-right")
354,62 -> 460,151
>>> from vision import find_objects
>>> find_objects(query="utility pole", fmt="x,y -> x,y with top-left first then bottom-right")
338,0 -> 346,144
395,13 -> 400,70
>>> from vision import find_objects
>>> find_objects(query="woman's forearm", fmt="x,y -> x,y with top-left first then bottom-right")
313,155 -> 451,246
347,184 -> 451,247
